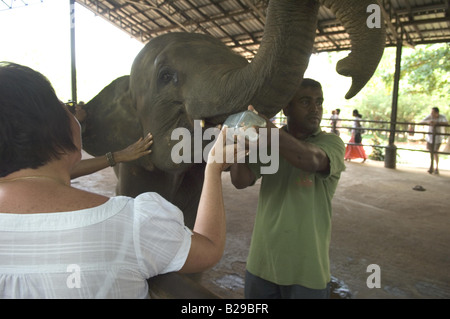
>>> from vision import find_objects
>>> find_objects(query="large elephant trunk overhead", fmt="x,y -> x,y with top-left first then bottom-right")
208,0 -> 320,119
247,0 -> 320,117
321,0 -> 386,99
213,0 -> 386,118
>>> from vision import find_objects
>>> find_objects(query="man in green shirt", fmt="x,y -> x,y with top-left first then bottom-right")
230,79 -> 345,298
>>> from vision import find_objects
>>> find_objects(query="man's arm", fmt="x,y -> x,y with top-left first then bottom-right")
230,163 -> 256,189
229,127 -> 330,188
277,128 -> 330,173
419,114 -> 432,125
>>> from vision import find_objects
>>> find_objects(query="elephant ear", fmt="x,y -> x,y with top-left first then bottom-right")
82,76 -> 152,169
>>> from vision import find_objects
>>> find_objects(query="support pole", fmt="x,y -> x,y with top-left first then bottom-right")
384,31 -> 403,169
70,0 -> 77,104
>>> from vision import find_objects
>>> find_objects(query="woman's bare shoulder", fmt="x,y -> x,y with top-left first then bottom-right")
0,183 -> 109,214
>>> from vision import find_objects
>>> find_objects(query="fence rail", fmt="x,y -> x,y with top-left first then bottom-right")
271,116 -> 450,157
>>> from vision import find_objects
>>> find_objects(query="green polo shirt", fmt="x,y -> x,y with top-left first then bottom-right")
247,128 -> 345,289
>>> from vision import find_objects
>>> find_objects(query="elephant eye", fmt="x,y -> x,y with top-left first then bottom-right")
158,66 -> 178,85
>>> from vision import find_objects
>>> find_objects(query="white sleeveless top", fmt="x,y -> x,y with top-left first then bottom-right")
0,192 -> 192,298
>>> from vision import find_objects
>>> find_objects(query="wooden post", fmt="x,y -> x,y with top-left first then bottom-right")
384,30 -> 403,169
70,0 -> 77,104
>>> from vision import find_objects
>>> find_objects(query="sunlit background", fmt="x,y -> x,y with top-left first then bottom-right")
1,0 -> 448,170
0,0 -> 352,107
0,0 -> 143,103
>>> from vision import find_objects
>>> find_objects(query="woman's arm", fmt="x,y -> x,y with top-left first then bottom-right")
70,134 -> 153,179
179,127 -> 245,273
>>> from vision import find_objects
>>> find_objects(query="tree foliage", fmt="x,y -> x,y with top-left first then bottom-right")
400,43 -> 449,96
345,43 -> 449,123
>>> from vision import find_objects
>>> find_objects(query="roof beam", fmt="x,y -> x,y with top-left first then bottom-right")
74,0 -> 450,58
242,0 -> 266,24
402,0 -> 423,43
141,8 -> 256,35
125,0 -> 190,32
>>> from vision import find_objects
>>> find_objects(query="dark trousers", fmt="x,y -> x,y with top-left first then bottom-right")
245,270 -> 330,299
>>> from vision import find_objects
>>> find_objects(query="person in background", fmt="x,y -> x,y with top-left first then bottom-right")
420,107 -> 448,174
344,109 -> 367,163
230,78 -> 345,299
0,62 -> 240,298
330,108 -> 341,136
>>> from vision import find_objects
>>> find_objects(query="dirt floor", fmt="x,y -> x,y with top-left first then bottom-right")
73,153 -> 450,299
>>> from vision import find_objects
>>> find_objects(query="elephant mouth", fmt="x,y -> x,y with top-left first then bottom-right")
195,116 -> 227,130
203,114 -> 231,128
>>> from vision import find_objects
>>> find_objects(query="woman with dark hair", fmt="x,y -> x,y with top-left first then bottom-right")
0,64 -> 79,177
344,109 -> 367,162
0,62 -> 238,298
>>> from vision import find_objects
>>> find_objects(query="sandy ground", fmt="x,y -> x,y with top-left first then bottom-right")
73,153 -> 450,299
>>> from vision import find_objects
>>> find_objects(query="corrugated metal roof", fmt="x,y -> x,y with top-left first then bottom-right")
4,0 -> 448,58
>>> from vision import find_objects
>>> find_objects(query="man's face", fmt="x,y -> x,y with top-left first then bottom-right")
284,86 -> 324,134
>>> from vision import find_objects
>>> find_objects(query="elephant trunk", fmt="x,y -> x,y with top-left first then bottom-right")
221,0 -> 320,119
320,0 -> 386,99
248,0 -> 320,117
213,0 -> 385,119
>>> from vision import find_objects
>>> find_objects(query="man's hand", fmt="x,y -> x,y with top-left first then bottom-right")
247,105 -> 278,148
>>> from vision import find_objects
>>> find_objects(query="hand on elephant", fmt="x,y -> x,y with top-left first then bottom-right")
246,105 -> 278,150
114,133 -> 153,163
74,103 -> 87,123
70,133 -> 153,179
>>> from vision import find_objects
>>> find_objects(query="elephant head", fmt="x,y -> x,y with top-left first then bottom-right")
82,0 -> 385,174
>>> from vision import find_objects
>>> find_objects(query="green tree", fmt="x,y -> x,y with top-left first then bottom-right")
401,43 -> 449,97
321,44 -> 449,125
356,44 -> 449,123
